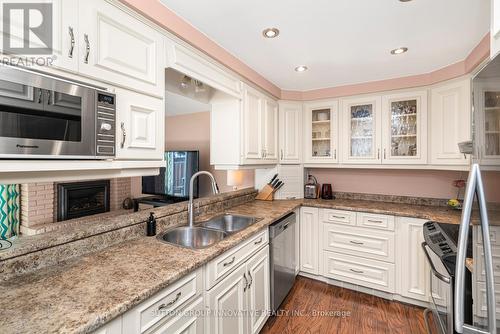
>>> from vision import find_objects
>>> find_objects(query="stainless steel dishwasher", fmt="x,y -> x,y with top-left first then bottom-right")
269,212 -> 297,312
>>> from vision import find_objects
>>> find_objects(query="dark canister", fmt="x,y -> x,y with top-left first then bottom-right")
321,184 -> 333,200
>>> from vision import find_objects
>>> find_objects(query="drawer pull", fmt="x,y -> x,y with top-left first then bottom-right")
247,270 -> 253,289
350,269 -> 364,274
367,219 -> 383,224
223,256 -> 236,267
158,292 -> 181,310
254,238 -> 263,245
349,240 -> 364,245
243,273 -> 248,292
331,215 -> 346,219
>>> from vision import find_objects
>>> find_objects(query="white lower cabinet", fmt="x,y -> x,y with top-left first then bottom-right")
206,245 -> 270,334
300,207 -> 320,274
299,207 -> 432,305
396,217 -> 430,302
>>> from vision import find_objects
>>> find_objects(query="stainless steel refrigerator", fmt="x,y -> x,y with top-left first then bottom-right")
454,54 -> 500,334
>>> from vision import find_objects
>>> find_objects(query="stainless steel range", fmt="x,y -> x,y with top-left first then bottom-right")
0,64 -> 116,159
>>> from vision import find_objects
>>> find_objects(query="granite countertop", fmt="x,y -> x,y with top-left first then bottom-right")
0,198 -> 470,334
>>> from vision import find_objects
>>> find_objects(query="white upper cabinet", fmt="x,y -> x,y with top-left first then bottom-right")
304,101 -> 339,163
279,102 -> 303,164
474,78 -> 500,166
115,88 -> 164,160
492,0 -> 500,58
262,99 -> 279,161
430,78 -> 471,166
78,0 -> 164,97
341,95 -> 382,164
242,86 -> 262,161
382,91 -> 428,164
211,84 -> 278,169
50,0 -> 79,72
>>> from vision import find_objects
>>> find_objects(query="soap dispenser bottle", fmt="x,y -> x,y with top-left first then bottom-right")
146,212 -> 156,236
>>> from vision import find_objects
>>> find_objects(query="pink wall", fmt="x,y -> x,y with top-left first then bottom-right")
309,168 -> 500,203
131,112 -> 254,198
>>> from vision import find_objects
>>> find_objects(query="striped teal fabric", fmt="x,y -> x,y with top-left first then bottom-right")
0,184 -> 20,240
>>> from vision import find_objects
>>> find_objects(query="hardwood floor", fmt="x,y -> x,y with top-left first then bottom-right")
261,276 -> 428,334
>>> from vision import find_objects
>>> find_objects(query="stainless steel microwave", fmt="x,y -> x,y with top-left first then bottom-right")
0,65 -> 116,159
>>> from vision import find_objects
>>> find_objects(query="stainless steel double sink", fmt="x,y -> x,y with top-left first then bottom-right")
157,214 -> 257,249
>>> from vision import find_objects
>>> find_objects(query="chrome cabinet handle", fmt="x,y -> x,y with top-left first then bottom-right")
280,149 -> 283,160
68,26 -> 75,58
120,122 -> 126,148
254,238 -> 263,245
243,273 -> 248,292
334,149 -> 337,159
350,269 -> 364,274
247,270 -> 253,289
377,148 -> 380,160
84,33 -> 90,64
46,90 -> 51,105
158,292 -> 181,310
223,256 -> 235,267
383,148 -> 386,159
349,240 -> 364,245
37,89 -> 43,103
367,219 -> 383,224
331,215 -> 345,219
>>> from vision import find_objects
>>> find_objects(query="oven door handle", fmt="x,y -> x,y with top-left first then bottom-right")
421,242 -> 451,284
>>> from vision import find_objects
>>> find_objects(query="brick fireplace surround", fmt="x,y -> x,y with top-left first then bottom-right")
20,178 -> 131,235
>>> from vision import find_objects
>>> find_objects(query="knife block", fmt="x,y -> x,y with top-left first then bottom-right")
255,184 -> 275,201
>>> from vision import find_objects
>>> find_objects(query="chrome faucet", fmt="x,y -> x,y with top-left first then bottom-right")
188,171 -> 219,228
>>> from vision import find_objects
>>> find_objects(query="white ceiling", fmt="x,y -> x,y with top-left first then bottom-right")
165,91 -> 210,116
160,0 -> 489,91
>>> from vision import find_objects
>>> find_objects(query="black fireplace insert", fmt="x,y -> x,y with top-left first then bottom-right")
57,180 -> 110,221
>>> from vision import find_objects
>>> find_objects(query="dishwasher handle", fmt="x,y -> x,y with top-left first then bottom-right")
269,212 -> 296,239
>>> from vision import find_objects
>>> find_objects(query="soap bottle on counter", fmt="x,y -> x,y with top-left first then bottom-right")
146,212 -> 156,236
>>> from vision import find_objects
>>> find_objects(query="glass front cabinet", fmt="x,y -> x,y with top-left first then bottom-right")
475,82 -> 500,165
341,96 -> 382,164
381,91 -> 428,164
304,101 -> 339,163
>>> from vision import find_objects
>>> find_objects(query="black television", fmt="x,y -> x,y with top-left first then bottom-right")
142,151 -> 199,200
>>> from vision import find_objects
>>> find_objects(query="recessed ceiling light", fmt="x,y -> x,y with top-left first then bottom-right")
399,0 -> 413,2
390,47 -> 408,55
294,65 -> 308,72
262,28 -> 279,38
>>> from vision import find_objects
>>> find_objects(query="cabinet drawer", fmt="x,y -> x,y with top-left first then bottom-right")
356,212 -> 395,231
474,282 -> 500,319
320,209 -> 356,226
122,269 -> 202,334
474,244 -> 500,282
475,225 -> 500,246
323,251 -> 395,293
206,230 -> 268,290
147,297 -> 204,334
322,224 -> 395,262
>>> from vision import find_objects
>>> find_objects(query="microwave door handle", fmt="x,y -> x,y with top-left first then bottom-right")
454,164 -> 497,334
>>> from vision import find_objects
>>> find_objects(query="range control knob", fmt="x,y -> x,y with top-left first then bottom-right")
100,123 -> 112,131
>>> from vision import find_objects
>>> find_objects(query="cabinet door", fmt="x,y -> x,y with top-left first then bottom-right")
262,98 -> 278,162
51,0 -> 79,72
207,264 -> 248,334
397,217 -> 430,302
149,297 -> 204,334
300,207 -> 319,275
78,0 -> 164,96
242,86 -> 262,162
474,80 -> 500,165
304,101 -> 339,163
430,79 -> 471,165
115,88 -> 164,160
279,102 -> 302,163
341,96 -> 382,164
382,91 -> 428,164
246,246 -> 270,334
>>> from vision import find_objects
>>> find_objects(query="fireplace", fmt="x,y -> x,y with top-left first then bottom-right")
57,180 -> 110,221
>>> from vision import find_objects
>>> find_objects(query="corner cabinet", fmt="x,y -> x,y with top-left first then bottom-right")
115,88 -> 164,160
304,101 -> 339,163
211,84 -> 279,169
279,102 -> 303,164
430,78 -> 471,166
